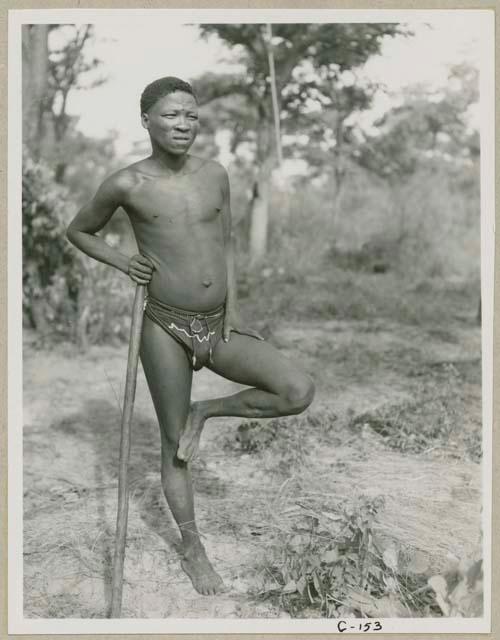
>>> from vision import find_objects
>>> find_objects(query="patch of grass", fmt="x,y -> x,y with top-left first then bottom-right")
349,363 -> 482,462
224,409 -> 340,471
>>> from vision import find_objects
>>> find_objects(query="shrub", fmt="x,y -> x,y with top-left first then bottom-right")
22,153 -> 81,335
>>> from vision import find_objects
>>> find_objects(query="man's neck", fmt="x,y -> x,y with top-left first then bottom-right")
150,147 -> 190,174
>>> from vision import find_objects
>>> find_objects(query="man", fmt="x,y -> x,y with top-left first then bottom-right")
67,76 -> 315,596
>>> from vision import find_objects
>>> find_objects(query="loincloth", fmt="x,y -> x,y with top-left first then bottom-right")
144,294 -> 226,371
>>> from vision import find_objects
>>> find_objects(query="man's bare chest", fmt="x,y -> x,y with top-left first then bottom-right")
124,174 -> 223,226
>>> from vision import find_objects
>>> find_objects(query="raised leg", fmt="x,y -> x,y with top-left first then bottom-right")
177,333 -> 315,461
140,316 -> 224,595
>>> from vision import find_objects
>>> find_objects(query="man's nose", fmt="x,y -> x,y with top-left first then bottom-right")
175,117 -> 189,131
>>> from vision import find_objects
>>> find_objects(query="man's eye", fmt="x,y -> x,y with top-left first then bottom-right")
188,115 -> 198,120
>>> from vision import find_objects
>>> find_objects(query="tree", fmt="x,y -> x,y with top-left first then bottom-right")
22,25 -> 111,337
355,64 -> 479,182
22,25 -> 49,158
285,70 -> 376,230
194,23 -> 405,264
352,63 -> 480,288
44,25 -> 105,182
22,154 -> 80,335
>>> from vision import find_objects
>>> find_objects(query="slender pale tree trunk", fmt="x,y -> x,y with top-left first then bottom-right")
22,26 -> 50,333
331,115 -> 347,233
249,113 -> 273,266
22,25 -> 49,157
249,157 -> 274,266
331,157 -> 346,231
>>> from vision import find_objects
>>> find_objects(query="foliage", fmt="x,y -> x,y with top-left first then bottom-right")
22,154 -> 81,331
261,495 -> 443,617
355,65 -> 479,181
75,256 -> 134,345
22,152 -> 133,344
47,25 -> 105,142
195,24 -> 406,158
259,492 -> 482,618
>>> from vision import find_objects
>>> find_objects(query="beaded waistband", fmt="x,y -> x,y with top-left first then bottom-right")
144,294 -> 225,319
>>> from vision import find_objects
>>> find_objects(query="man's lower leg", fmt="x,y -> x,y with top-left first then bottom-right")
160,446 -> 225,595
177,383 -> 314,462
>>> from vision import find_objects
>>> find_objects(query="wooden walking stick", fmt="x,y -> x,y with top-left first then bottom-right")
110,283 -> 146,617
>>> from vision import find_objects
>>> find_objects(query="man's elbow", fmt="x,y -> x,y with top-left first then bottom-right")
66,221 -> 81,247
65,223 -> 75,245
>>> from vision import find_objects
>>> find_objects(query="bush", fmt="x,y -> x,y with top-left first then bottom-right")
261,495 -> 442,618
22,152 -> 135,346
22,153 -> 81,335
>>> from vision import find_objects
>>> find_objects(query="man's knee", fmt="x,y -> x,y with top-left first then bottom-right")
281,373 -> 315,414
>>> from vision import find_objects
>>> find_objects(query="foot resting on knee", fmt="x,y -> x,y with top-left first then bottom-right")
181,541 -> 226,595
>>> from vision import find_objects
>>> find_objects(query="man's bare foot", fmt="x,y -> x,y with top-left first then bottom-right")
177,403 -> 206,461
181,543 -> 225,595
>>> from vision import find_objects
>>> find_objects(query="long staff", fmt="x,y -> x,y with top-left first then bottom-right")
110,284 -> 146,617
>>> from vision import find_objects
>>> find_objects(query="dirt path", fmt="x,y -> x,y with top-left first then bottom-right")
23,318 -> 482,618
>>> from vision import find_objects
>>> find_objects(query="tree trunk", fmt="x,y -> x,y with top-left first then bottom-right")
331,157 -> 346,231
22,25 -> 49,157
249,114 -> 273,266
30,297 -> 50,336
249,161 -> 272,266
330,116 -> 347,233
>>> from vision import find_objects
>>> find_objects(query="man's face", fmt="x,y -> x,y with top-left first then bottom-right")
141,91 -> 199,155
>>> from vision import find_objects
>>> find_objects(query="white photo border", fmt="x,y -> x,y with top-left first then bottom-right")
8,7 -> 494,635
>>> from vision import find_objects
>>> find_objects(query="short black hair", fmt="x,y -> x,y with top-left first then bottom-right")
140,76 -> 197,114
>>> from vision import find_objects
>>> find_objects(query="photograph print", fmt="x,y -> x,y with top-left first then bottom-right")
9,8 -> 493,634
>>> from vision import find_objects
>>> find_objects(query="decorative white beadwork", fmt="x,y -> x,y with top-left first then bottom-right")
167,322 -> 215,343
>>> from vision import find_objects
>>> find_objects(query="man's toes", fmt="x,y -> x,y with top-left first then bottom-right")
177,441 -> 191,461
201,582 -> 213,596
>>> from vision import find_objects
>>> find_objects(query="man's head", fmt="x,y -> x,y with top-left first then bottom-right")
140,76 -> 199,155
140,76 -> 197,115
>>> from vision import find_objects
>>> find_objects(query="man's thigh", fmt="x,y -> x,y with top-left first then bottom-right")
209,333 -> 307,393
140,316 -> 193,441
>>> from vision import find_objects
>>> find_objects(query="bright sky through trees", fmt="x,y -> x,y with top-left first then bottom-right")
62,16 -> 482,158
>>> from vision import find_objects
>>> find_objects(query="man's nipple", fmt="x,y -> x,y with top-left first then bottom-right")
202,279 -> 212,288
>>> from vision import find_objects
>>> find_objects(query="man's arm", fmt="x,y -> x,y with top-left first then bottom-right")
66,171 -> 153,284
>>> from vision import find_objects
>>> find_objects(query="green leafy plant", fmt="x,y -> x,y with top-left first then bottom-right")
22,153 -> 81,335
261,495 -> 443,618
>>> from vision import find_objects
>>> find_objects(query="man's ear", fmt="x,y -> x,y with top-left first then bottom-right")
141,112 -> 149,130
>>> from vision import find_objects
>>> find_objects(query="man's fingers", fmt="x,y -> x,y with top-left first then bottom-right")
136,254 -> 154,267
130,271 -> 151,284
132,263 -> 153,275
130,269 -> 152,280
223,325 -> 232,342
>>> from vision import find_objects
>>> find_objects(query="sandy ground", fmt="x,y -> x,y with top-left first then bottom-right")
22,317 -> 482,618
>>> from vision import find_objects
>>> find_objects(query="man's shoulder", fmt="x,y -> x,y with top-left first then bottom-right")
197,157 -> 228,185
101,164 -> 141,196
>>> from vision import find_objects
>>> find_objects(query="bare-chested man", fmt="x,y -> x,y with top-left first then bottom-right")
67,76 -> 315,596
